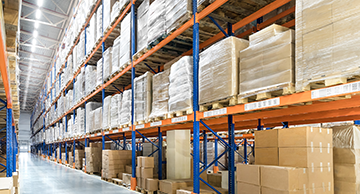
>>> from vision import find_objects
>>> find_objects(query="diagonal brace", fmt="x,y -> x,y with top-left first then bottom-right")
207,16 -> 229,37
200,120 -> 231,149
200,147 -> 229,174
135,130 -> 159,149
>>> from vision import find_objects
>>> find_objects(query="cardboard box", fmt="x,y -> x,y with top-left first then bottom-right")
126,165 -> 132,174
236,164 -> 260,185
176,188 -> 215,194
279,147 -> 332,168
255,148 -> 278,165
307,167 -> 333,189
207,173 -> 222,187
278,127 -> 332,148
146,178 -> 159,191
137,177 -> 141,187
141,177 -> 146,189
12,171 -> 18,187
122,173 -> 132,185
261,187 -> 306,194
334,163 -> 360,183
261,166 -> 307,191
136,167 -> 141,177
333,148 -> 360,164
141,167 -> 154,178
255,129 -> 278,148
0,177 -> 12,194
137,156 -> 155,168
335,181 -> 360,193
237,182 -> 260,194
159,179 -> 193,194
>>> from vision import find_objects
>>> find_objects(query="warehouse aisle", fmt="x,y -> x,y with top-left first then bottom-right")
19,153 -> 137,194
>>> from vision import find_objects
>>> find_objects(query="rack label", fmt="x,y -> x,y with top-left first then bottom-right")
203,108 -> 227,118
311,82 -> 360,99
172,116 -> 187,123
135,124 -> 145,129
151,121 -> 162,127
245,98 -> 280,111
97,133 -> 102,136
123,127 -> 130,131
113,129 -> 119,133
104,131 -> 109,135
91,134 -> 95,137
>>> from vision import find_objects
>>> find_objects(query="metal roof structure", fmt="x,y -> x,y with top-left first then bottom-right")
18,0 -> 75,112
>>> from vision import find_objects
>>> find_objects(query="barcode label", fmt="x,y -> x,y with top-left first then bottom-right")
245,98 -> 280,111
151,121 -> 162,127
123,127 -> 130,131
104,131 -> 109,135
113,129 -> 119,133
135,124 -> 145,129
311,82 -> 360,99
91,134 -> 95,137
203,108 -> 227,118
97,133 -> 102,136
172,116 -> 187,123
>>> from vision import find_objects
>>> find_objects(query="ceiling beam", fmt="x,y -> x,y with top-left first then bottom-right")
20,30 -> 60,43
19,43 -> 56,51
22,1 -> 69,19
18,49 -> 52,59
20,17 -> 63,30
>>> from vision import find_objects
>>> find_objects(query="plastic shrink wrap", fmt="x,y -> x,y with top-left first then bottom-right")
110,94 -> 121,128
295,0 -> 360,91
120,89 -> 132,126
111,1 -> 120,23
103,0 -> 117,30
149,69 -> 170,119
168,56 -> 193,113
77,31 -> 85,68
86,102 -> 102,133
332,125 -> 360,193
165,0 -> 191,34
117,93 -> 123,127
85,65 -> 97,96
137,0 -> 149,51
239,24 -> 295,99
96,5 -> 103,40
102,96 -> 112,130
147,0 -> 166,44
73,44 -> 78,74
134,72 -> 153,122
111,36 -> 120,75
87,12 -> 96,55
199,36 -> 249,104
103,47 -> 112,80
120,14 -> 131,69
77,107 -> 85,135
94,107 -> 102,131
96,58 -> 103,87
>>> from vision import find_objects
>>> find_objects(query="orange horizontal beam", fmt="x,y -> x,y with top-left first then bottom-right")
0,29 -> 12,108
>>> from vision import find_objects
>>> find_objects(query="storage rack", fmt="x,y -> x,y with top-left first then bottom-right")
29,0 -> 360,193
0,24 -> 18,177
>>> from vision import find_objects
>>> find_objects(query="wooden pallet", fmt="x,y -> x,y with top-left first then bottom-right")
199,96 -> 237,112
101,177 -> 112,182
111,178 -> 123,186
133,47 -> 149,61
301,75 -> 360,92
134,120 -> 146,125
147,114 -> 168,122
167,109 -> 193,118
90,129 -> 102,134
238,84 -> 295,104
86,171 -> 100,176
144,190 -> 157,194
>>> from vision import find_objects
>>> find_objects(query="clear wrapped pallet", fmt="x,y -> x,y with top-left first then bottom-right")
103,0 -> 117,30
148,0 -> 166,44
73,44 -> 78,74
94,107 -> 102,131
165,0 -> 192,34
87,12 -> 97,55
96,58 -> 103,87
77,107 -> 85,136
85,65 -> 97,96
77,31 -> 85,68
199,36 -> 249,105
85,102 -> 102,133
239,25 -> 295,101
111,1 -> 120,22
119,89 -> 132,126
117,93 -> 123,127
96,5 -> 103,40
168,56 -> 193,114
134,72 -> 153,123
102,96 -> 112,130
296,0 -> 360,91
110,94 -> 121,129
149,69 -> 170,120
137,0 -> 149,52
103,47 -> 112,80
112,36 -> 121,75
120,14 -> 131,69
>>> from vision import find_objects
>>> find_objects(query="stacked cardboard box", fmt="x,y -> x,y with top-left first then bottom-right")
167,130 -> 191,179
69,151 -> 73,166
236,165 -> 261,193
137,157 -> 155,189
102,150 -> 132,179
13,171 -> 19,194
332,125 -> 360,193
62,153 -> 67,164
134,72 -> 153,123
85,145 -> 102,173
75,149 -> 85,169
159,179 -> 193,194
254,129 -> 279,165
0,177 -> 13,194
143,142 -> 166,179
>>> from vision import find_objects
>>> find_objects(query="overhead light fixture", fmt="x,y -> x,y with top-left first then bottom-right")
32,39 -> 36,45
36,9 -> 41,19
37,0 -> 43,7
34,21 -> 39,29
33,31 -> 38,38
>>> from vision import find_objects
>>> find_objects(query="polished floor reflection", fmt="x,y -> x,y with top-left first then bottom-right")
19,153 -> 137,194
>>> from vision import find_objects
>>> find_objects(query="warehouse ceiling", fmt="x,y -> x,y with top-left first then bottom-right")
18,0 -> 76,112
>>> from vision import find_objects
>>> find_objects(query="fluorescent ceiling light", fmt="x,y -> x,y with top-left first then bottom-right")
32,39 -> 36,45
33,31 -> 38,38
34,21 -> 39,29
36,9 -> 41,19
31,46 -> 35,52
37,0 -> 43,7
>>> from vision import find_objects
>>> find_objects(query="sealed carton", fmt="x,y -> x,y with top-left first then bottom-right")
146,178 -> 159,191
261,166 -> 307,191
278,127 -> 332,148
237,182 -> 261,194
236,164 -> 261,185
254,129 -> 278,148
279,147 -> 332,168
255,148 -> 278,166
159,179 -> 193,194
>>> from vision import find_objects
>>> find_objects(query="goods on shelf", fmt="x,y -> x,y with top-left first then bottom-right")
332,125 -> 360,193
167,130 -> 191,179
143,142 -> 166,179
120,14 -> 131,69
200,141 -> 227,170
102,96 -> 112,130
159,179 -> 193,194
75,67 -> 85,103
103,47 -> 113,81
110,94 -> 121,129
103,0 -> 117,31
239,25 -> 295,101
254,129 -> 279,165
168,56 -> 193,114
110,1 -> 120,23
149,69 -> 170,120
87,12 -> 97,55
94,107 -> 103,131
111,36 -> 121,75
75,150 -> 85,169
85,146 -> 102,173
102,150 -> 132,179
199,37 -> 249,105
76,107 -> 85,135
69,152 -> 73,166
165,0 -> 191,34
146,178 -> 159,192
119,89 -> 132,126
137,0 -> 149,52
134,72 -> 153,123
137,157 -> 155,188
148,0 -> 166,44
85,65 -> 97,96
96,58 -> 103,87
96,5 -> 103,41
295,0 -> 360,91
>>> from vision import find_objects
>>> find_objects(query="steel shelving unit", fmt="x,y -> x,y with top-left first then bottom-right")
29,0 -> 360,193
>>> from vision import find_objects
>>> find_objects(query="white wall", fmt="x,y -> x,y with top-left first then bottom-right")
18,112 -> 31,152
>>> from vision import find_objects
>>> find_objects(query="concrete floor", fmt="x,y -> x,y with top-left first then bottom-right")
19,153 -> 138,194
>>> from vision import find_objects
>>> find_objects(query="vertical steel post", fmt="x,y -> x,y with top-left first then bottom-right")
203,131 -> 207,167
12,125 -> 16,171
65,142 -> 67,164
158,127 -> 162,180
73,140 -> 75,167
228,115 -> 235,194
257,119 -> 263,130
102,135 -> 105,150
59,142 -> 62,163
192,0 -> 200,192
214,137 -> 219,173
243,138 -> 247,164
123,133 -> 126,150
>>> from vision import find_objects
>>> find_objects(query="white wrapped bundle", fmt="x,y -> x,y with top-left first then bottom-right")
85,102 -> 102,133
85,65 -> 97,96
68,115 -> 74,137
110,1 -> 120,22
110,94 -> 121,128
103,0 -> 117,30
96,5 -> 103,40
103,47 -> 113,80
77,107 -> 85,135
134,72 -> 153,122
137,0 -> 149,51
149,69 -> 170,119
169,56 -> 193,113
94,107 -> 102,131
120,89 -> 132,126
117,93 -> 123,127
148,0 -> 166,44
73,44 -> 77,74
120,14 -> 131,69
89,12 -> 97,51
165,0 -> 191,34
77,31 -> 85,68
96,58 -> 103,86
119,0 -> 130,8
112,36 -> 121,75
102,95 -> 112,130
89,111 -> 95,133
